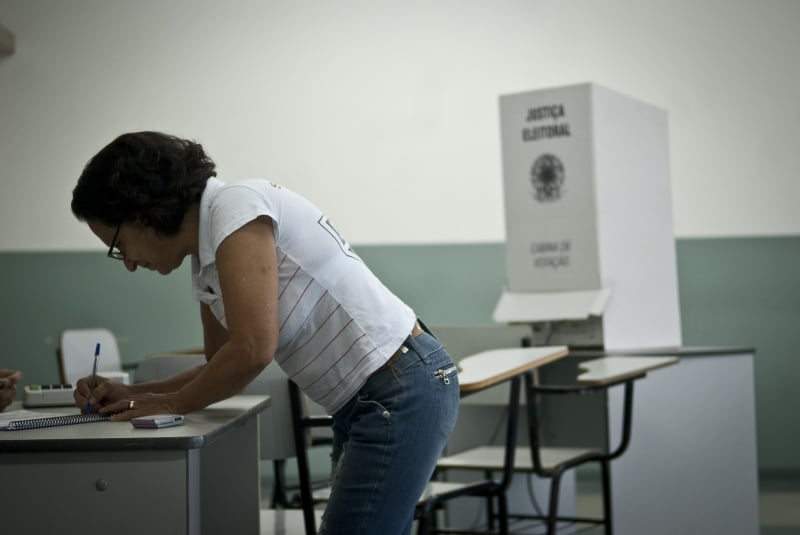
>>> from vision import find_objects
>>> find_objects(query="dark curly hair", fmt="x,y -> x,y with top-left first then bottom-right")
71,131 -> 217,235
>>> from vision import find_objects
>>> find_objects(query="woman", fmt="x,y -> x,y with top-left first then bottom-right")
71,131 -> 459,534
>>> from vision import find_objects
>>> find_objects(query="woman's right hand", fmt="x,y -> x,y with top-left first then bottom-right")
74,375 -> 131,414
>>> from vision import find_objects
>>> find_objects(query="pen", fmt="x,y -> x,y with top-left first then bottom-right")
85,342 -> 101,414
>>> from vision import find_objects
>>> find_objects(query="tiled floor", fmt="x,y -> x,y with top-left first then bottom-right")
759,477 -> 800,535
564,475 -> 800,535
260,466 -> 800,534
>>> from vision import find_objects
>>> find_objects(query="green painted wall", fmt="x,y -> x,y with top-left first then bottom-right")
1,237 -> 798,473
675,237 -> 800,476
2,252 -> 203,381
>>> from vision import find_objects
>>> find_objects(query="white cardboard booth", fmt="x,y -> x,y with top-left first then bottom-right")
493,83 -> 681,350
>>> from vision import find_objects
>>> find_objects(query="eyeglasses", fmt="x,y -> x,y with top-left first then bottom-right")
107,223 -> 125,260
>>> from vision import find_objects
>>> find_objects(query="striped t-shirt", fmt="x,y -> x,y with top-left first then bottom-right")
191,178 -> 415,414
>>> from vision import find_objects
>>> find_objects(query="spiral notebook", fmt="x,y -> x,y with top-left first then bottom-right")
1,410 -> 110,431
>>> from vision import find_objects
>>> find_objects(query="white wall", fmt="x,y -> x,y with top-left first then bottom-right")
1,0 -> 798,251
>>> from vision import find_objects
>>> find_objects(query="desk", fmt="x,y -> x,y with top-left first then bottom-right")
442,355 -> 679,471
0,395 -> 270,535
457,346 -> 569,394
426,346 -> 568,533
576,355 -> 678,385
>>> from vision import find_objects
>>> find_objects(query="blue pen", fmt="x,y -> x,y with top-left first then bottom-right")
86,342 -> 101,414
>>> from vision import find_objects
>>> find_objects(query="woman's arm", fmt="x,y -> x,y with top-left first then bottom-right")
77,352 -> 207,411
127,303 -> 230,396
201,302 -> 230,359
101,216 -> 279,418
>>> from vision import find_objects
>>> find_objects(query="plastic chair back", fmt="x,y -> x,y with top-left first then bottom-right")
58,328 -> 122,385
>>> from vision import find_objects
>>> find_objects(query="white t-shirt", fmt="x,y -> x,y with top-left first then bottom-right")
191,178 -> 416,414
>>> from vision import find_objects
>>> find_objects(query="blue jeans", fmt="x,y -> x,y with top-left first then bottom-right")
319,330 -> 460,535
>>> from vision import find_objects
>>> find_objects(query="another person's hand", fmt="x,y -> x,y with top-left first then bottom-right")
0,369 -> 23,410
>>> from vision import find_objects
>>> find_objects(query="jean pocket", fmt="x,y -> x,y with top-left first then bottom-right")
433,364 -> 458,385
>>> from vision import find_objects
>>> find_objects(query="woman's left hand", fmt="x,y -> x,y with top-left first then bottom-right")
99,391 -> 179,421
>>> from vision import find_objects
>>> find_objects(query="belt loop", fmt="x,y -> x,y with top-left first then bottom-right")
417,318 -> 433,337
403,320 -> 425,356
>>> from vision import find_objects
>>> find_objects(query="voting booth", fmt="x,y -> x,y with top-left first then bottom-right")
493,83 -> 681,350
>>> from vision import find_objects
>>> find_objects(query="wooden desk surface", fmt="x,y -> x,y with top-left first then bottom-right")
0,395 -> 270,452
457,346 -> 569,393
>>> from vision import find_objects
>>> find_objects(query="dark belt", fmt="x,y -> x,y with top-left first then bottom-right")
381,320 -> 425,370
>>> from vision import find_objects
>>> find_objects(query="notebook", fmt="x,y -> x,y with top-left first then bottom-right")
0,409 -> 110,431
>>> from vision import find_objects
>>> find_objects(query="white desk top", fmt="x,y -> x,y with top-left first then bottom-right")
457,346 -> 569,393
577,356 -> 679,385
0,395 -> 270,451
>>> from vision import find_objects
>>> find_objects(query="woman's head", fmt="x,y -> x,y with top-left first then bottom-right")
71,131 -> 217,235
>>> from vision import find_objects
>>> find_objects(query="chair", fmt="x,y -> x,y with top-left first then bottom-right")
418,342 -> 572,535
288,380 -> 334,535
415,372 -> 525,535
288,380 -> 472,535
434,353 -> 678,534
57,328 -> 123,385
418,324 -> 532,534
